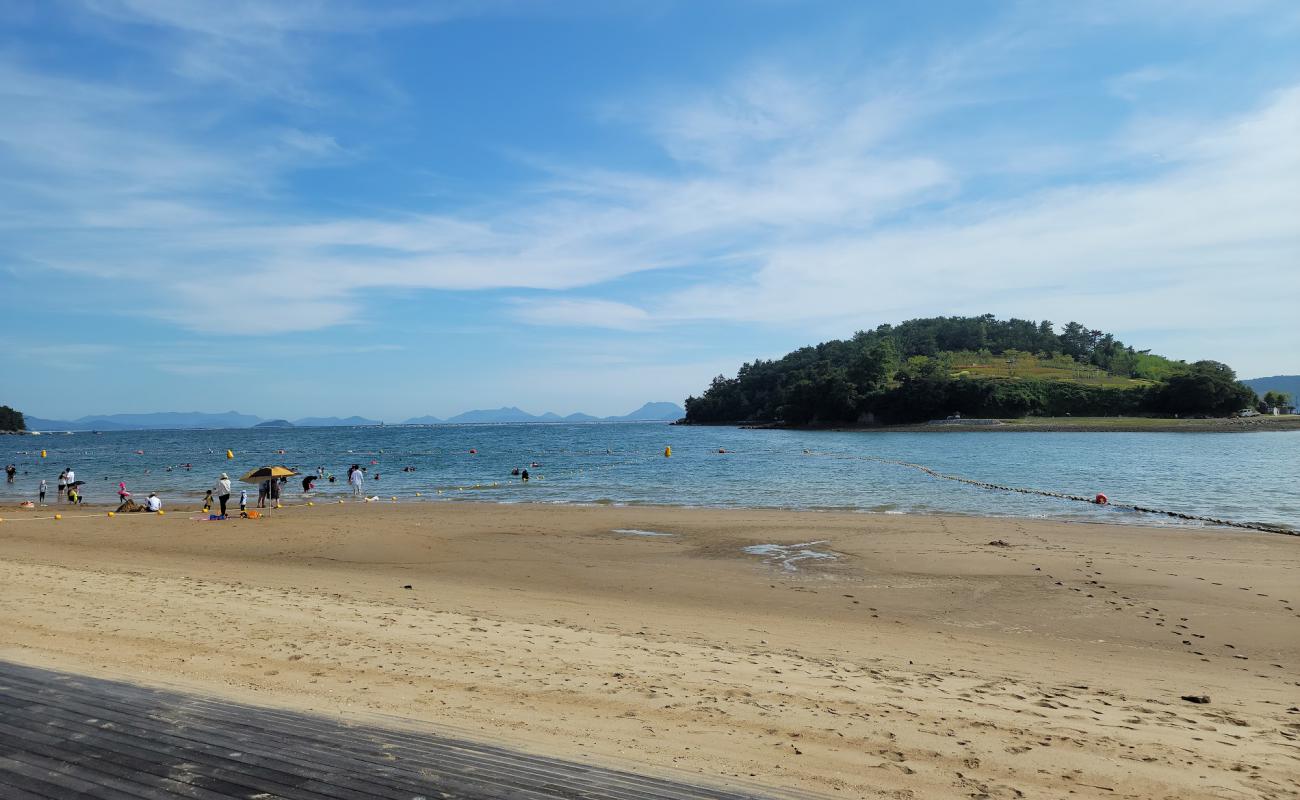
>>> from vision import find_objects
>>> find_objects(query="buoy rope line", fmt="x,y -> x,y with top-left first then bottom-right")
800,450 -> 1295,536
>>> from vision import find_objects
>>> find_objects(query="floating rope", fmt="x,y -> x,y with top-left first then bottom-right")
802,452 -> 1294,536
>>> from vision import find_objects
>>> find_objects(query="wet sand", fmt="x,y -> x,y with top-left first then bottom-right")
0,502 -> 1297,798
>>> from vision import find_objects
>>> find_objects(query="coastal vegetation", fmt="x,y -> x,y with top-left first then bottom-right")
683,315 -> 1259,425
0,405 -> 26,432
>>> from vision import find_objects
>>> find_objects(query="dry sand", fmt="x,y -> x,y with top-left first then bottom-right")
0,501 -> 1297,799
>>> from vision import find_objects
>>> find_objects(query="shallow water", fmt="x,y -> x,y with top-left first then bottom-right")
742,541 -> 840,572
3,423 -> 1297,530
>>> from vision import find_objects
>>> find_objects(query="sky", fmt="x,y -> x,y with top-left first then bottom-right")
2,0 -> 1298,421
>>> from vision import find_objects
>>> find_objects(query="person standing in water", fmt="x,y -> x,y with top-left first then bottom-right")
57,469 -> 67,501
38,478 -> 47,505
349,464 -> 364,498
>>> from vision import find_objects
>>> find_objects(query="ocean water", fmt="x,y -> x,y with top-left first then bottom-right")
3,424 -> 1297,530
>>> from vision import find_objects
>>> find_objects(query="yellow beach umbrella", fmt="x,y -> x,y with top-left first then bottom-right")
239,465 -> 298,483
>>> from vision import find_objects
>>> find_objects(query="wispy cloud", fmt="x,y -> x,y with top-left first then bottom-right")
4,0 -> 1298,385
507,298 -> 654,331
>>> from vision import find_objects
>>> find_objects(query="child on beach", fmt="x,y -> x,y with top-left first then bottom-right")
202,490 -> 213,512
39,479 -> 47,504
239,489 -> 248,512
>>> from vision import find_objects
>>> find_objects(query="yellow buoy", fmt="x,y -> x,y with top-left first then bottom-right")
390,496 -> 397,501
415,492 -> 422,496
157,509 -> 165,515
307,501 -> 314,506
338,499 -> 345,504
664,446 -> 672,457
107,511 -> 114,517
54,514 -> 62,520
226,450 -> 234,459
41,449 -> 46,458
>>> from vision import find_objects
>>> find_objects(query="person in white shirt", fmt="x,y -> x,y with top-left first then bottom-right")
146,493 -> 162,512
211,473 -> 232,516
349,464 -> 364,497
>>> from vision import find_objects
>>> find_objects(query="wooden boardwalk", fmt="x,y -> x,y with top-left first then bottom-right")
0,660 -> 782,800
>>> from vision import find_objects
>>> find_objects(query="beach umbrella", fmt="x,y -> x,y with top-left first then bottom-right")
239,466 -> 298,484
68,480 -> 86,487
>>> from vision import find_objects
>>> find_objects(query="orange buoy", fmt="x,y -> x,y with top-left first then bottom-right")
1094,493 -> 1108,505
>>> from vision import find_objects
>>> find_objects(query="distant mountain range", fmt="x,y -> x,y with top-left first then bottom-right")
402,402 -> 683,425
1243,375 -> 1300,399
22,402 -> 685,431
24,411 -> 264,431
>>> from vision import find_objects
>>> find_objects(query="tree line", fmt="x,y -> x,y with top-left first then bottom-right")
683,315 -> 1258,425
0,405 -> 25,432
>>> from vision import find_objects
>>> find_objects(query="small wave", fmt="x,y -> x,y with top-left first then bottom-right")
612,528 -> 674,537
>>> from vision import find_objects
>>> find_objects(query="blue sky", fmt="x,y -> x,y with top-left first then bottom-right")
2,0 -> 1298,421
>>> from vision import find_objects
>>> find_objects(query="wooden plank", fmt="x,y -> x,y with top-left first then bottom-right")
0,697 -> 453,800
0,660 -> 791,800
1,666 -> 726,800
0,720 -> 288,800
0,690 -> 638,800
0,752 -> 153,800
0,686 -> 686,800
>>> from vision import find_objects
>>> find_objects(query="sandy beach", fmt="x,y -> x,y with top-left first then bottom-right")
0,501 -> 1296,799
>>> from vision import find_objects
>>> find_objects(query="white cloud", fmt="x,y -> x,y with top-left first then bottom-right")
5,3 -> 1298,382
507,298 -> 653,331
652,85 -> 1300,373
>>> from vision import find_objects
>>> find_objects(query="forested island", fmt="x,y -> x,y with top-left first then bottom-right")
0,405 -> 25,433
683,315 -> 1262,426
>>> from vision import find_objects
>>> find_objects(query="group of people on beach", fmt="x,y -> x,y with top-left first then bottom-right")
27,466 -> 84,504
12,452 -> 549,516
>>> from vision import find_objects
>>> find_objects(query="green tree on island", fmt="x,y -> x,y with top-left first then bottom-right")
683,316 -> 1259,425
1157,361 -> 1257,416
1262,390 -> 1292,409
0,405 -> 26,432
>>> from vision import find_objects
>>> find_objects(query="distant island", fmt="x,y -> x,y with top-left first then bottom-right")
10,402 -> 685,432
683,315 -> 1275,427
1243,375 -> 1300,400
403,402 -> 683,426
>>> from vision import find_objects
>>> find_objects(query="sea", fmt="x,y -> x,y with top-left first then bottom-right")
3,424 -> 1297,531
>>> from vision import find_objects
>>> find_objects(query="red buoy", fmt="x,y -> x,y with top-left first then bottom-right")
469,449 -> 477,454
1095,493 -> 1108,505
